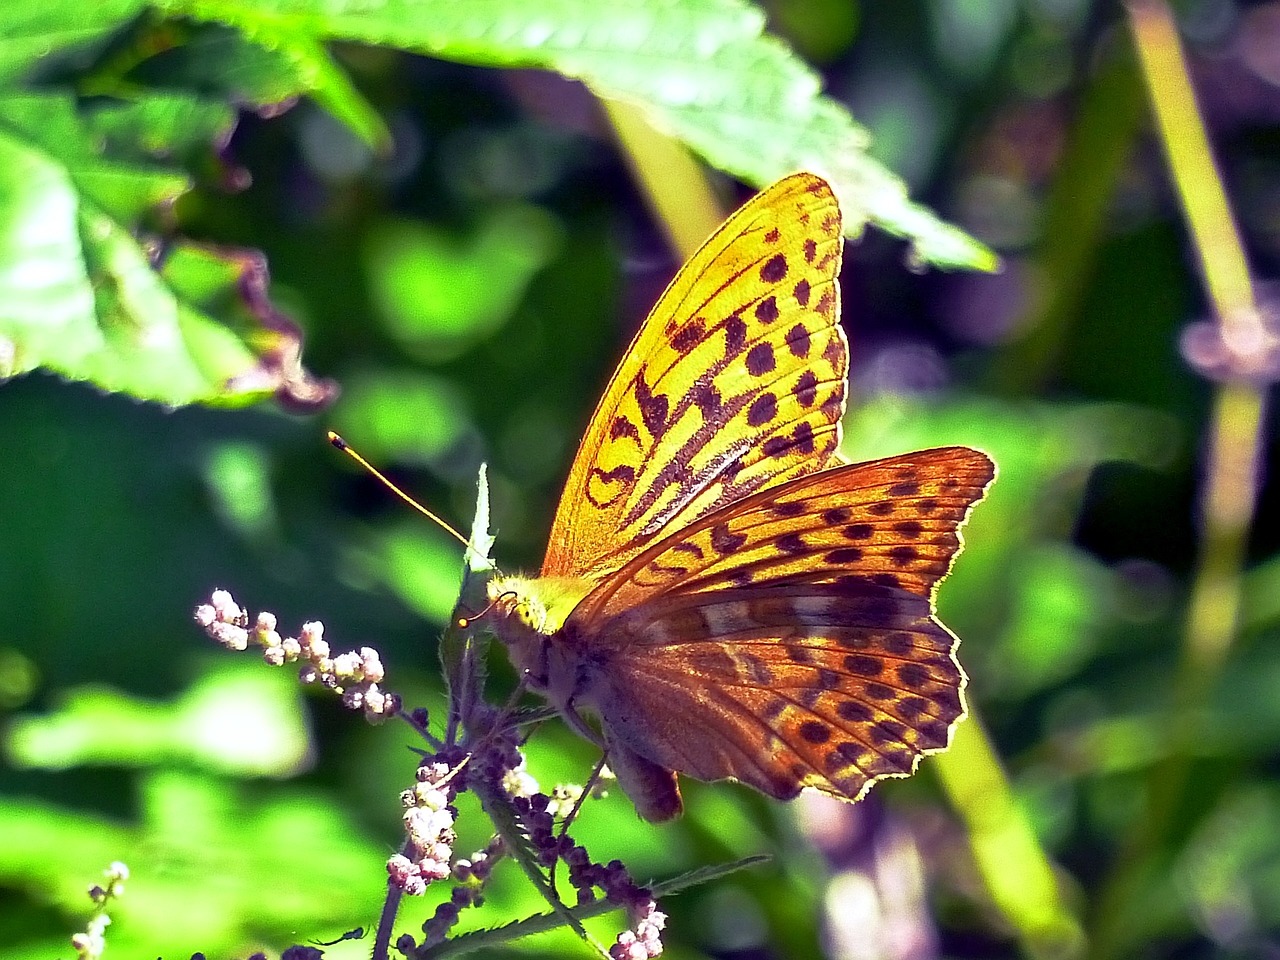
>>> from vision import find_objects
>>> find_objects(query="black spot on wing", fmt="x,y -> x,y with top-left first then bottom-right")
760,254 -> 788,283
670,318 -> 706,354
794,371 -> 818,406
776,533 -> 807,554
724,315 -> 748,356
633,372 -> 669,439
799,721 -> 831,744
824,547 -> 863,564
746,342 -> 776,376
710,523 -> 747,555
610,416 -> 639,441
786,324 -> 811,358
747,392 -> 778,426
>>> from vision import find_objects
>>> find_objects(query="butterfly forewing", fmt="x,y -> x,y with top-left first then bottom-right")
542,173 -> 848,582
562,447 -> 995,811
575,448 -> 993,619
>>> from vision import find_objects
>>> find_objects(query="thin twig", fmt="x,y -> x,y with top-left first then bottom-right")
373,862 -> 409,960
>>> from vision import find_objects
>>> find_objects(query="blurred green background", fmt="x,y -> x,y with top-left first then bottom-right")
3,1 -> 1280,958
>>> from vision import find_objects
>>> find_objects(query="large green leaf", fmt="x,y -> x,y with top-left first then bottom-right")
162,0 -> 997,271
125,21 -> 390,149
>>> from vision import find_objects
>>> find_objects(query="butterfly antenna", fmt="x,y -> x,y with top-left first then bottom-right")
455,591 -> 518,630
328,432 -> 471,550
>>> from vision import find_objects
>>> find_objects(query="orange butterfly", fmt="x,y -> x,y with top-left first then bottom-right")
476,173 -> 994,821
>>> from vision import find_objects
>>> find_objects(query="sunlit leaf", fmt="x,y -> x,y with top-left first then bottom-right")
0,92 -> 334,407
0,2 -> 146,85
163,0 -> 997,271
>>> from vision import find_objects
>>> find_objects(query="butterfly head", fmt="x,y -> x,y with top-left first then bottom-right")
464,575 -> 594,696
478,576 -> 594,634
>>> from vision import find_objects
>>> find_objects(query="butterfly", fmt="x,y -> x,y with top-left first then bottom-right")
474,173 -> 994,821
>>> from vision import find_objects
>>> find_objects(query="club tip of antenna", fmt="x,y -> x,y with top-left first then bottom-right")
327,431 -> 348,451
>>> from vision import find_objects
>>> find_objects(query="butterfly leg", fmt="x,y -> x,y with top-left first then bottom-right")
562,693 -> 683,821
560,699 -> 606,747
547,754 -> 609,903
558,754 -> 608,839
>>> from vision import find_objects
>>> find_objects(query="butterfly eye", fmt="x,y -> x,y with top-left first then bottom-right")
516,602 -> 536,628
513,597 -> 548,632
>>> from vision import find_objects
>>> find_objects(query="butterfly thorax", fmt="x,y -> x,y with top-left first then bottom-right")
484,574 -> 595,710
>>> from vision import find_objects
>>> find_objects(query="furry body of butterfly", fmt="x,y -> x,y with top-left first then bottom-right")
478,173 -> 995,821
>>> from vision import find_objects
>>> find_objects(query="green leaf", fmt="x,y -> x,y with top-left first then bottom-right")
6,663 -> 310,776
648,853 -> 771,895
441,466 -> 496,741
0,92 -> 335,407
160,0 -> 997,271
476,784 -> 604,956
126,22 -> 390,149
0,2 -> 147,86
465,462 -> 496,575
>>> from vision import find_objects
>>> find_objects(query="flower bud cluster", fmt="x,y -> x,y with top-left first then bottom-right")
194,589 -> 399,723
499,754 -> 540,800
71,862 -> 130,960
196,587 -> 671,957
415,836 -> 506,950
193,589 -> 250,649
388,758 -> 466,896
88,861 -> 128,905
70,918 -> 109,960
610,900 -> 667,960
511,794 -> 651,911
545,782 -> 583,818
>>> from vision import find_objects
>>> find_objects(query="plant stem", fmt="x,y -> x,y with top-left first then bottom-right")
1089,3 -> 1269,956
602,97 -> 728,260
933,715 -> 1084,959
373,870 -> 407,960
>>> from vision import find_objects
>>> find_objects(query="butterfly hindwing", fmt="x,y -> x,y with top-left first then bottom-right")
578,584 -> 961,812
542,173 -> 848,582
561,448 -> 995,816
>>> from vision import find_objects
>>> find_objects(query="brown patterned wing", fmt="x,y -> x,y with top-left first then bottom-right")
562,447 -> 995,817
542,173 -> 847,581
576,447 -> 995,619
